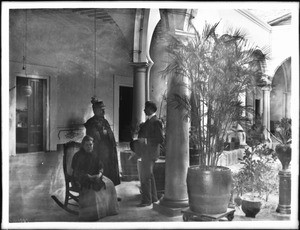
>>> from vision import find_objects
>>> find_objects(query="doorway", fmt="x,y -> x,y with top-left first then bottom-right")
16,77 -> 46,153
119,86 -> 133,142
255,99 -> 261,120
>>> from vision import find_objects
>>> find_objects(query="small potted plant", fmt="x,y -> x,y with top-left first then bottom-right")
269,118 -> 292,170
234,141 -> 278,218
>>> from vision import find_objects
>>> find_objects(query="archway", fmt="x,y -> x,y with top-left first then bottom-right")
270,57 -> 291,133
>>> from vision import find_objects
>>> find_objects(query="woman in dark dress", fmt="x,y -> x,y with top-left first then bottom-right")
71,135 -> 119,221
84,98 -> 121,186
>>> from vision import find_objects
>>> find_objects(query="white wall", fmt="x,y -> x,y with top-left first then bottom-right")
269,24 -> 293,76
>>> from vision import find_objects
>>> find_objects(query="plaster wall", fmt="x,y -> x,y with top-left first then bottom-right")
269,24 -> 293,122
270,68 -> 286,121
107,9 -> 136,53
269,25 -> 293,75
149,21 -> 168,120
9,9 -> 133,155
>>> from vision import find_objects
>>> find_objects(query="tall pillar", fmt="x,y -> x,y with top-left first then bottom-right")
163,74 -> 190,204
153,69 -> 190,216
152,8 -> 197,216
131,62 -> 148,131
262,85 -> 271,140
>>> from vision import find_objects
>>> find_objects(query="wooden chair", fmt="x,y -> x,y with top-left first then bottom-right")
51,141 -> 81,215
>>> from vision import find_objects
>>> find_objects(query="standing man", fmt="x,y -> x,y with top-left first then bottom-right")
135,101 -> 164,207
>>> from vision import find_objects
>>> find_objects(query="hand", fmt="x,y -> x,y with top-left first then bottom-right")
132,133 -> 138,140
128,151 -> 136,160
103,129 -> 108,135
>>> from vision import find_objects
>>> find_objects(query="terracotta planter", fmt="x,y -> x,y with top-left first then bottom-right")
241,198 -> 262,218
187,165 -> 232,214
275,144 -> 291,170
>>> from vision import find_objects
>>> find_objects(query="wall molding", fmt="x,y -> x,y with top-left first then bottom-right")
235,9 -> 272,33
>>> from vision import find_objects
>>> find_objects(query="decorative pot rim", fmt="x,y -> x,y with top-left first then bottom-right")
241,194 -> 263,203
188,165 -> 230,172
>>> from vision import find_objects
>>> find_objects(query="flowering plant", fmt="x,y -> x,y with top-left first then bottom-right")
269,118 -> 291,145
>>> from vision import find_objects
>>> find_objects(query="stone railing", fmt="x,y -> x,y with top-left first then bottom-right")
218,148 -> 245,167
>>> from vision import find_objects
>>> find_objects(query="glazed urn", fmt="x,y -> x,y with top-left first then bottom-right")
241,198 -> 262,218
275,144 -> 291,170
187,165 -> 232,214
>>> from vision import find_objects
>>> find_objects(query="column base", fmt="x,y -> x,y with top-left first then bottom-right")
152,196 -> 189,217
272,211 -> 290,220
276,204 -> 291,214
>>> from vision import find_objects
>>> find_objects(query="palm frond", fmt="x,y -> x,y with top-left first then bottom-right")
160,21 -> 270,167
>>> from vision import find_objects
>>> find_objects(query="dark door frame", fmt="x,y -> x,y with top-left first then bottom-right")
119,85 -> 133,142
113,75 -> 133,142
15,74 -> 49,153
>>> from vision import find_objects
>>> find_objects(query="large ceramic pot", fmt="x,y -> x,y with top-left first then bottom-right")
275,144 -> 291,170
187,165 -> 232,214
241,198 -> 262,218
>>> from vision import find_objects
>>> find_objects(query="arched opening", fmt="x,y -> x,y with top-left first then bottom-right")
270,57 -> 291,133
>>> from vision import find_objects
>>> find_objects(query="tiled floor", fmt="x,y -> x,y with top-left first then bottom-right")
6,150 -> 293,228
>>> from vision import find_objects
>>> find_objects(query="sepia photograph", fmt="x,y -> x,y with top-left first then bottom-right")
1,1 -> 299,229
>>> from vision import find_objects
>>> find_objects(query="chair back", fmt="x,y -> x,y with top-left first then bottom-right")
63,141 -> 81,177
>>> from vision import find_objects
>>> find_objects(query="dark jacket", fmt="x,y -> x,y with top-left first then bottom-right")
84,116 -> 120,186
138,115 -> 164,161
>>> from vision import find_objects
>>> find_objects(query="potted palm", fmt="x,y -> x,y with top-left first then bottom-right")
161,22 -> 268,214
268,117 -> 292,214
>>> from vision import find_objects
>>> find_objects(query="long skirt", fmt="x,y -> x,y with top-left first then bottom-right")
78,176 -> 119,221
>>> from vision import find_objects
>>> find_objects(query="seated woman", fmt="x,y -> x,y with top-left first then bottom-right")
71,135 -> 119,221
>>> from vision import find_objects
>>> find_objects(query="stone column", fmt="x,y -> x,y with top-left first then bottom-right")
276,170 -> 291,214
131,62 -> 148,185
131,62 -> 148,131
153,70 -> 190,216
152,8 -> 196,216
262,85 -> 271,140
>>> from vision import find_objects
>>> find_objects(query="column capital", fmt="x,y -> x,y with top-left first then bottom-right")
261,85 -> 272,91
160,9 -> 197,32
130,62 -> 149,69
